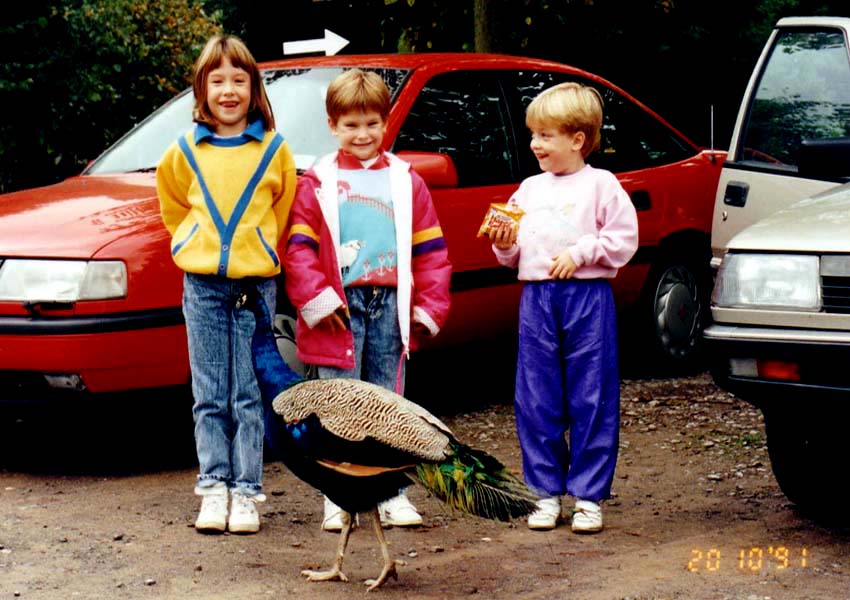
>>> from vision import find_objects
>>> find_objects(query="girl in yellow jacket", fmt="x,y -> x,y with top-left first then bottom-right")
156,34 -> 296,535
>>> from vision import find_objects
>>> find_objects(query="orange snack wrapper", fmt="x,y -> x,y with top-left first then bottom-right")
477,203 -> 525,237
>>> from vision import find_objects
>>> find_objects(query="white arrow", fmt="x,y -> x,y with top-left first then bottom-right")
283,29 -> 349,56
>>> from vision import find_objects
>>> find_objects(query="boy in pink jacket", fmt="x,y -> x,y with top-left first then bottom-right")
284,69 -> 451,532
489,82 -> 638,533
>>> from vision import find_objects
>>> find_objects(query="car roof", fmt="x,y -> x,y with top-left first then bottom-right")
260,53 -> 650,120
258,52 -> 615,89
261,52 -> 582,71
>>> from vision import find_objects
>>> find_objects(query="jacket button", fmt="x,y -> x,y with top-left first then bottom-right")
222,244 -> 229,251
346,349 -> 353,356
218,265 -> 225,273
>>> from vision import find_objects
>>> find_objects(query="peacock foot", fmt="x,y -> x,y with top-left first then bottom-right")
301,566 -> 349,583
364,559 -> 406,592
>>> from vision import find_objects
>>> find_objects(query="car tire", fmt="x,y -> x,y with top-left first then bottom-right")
762,404 -> 848,524
636,246 -> 711,376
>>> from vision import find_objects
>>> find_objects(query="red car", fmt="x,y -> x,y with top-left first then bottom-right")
0,53 -> 724,402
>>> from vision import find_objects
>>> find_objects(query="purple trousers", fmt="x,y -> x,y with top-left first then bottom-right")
514,279 -> 620,502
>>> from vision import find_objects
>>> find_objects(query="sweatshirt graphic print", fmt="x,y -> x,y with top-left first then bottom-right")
337,167 -> 398,287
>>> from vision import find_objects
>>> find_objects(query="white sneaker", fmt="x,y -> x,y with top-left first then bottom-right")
321,496 -> 346,532
195,485 -> 228,533
379,492 -> 423,527
571,499 -> 603,533
527,496 -> 562,530
228,491 -> 261,534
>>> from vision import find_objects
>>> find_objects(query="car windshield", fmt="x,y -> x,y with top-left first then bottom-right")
85,67 -> 410,175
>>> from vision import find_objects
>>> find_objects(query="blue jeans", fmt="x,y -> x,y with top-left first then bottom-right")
316,286 -> 404,393
183,273 -> 276,497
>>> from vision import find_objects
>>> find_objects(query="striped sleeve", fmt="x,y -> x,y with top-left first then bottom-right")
412,225 -> 447,257
288,222 -> 321,250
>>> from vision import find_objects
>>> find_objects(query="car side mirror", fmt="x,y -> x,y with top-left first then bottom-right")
395,151 -> 458,189
798,136 -> 850,181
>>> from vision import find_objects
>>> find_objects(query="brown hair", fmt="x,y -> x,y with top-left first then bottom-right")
192,34 -> 275,131
325,68 -> 391,124
526,82 -> 604,158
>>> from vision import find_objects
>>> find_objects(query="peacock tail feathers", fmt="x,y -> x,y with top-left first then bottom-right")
414,441 -> 539,521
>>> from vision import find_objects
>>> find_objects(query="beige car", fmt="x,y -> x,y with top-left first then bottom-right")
705,16 -> 850,522
705,182 -> 850,521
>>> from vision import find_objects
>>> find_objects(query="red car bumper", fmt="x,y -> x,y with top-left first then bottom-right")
0,309 -> 189,399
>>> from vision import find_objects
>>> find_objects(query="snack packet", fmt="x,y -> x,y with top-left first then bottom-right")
477,203 -> 525,237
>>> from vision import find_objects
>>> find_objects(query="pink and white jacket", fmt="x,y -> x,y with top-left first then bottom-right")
493,165 -> 638,280
284,150 -> 452,370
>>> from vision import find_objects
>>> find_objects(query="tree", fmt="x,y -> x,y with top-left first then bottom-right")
0,0 -> 221,193
473,0 -> 494,53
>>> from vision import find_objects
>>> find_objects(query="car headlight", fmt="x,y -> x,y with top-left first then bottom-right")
0,259 -> 127,302
711,253 -> 820,310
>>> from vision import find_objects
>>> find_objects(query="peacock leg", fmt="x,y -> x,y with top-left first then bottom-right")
364,507 -> 406,591
301,511 -> 353,584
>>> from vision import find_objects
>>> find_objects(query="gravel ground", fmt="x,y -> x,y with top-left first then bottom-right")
1,371 -> 849,599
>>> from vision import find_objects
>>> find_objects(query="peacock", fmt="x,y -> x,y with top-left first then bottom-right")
247,291 -> 538,591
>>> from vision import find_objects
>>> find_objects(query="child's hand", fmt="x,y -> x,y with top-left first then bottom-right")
318,307 -> 347,333
488,221 -> 517,250
409,321 -> 431,352
412,322 -> 430,338
550,249 -> 577,279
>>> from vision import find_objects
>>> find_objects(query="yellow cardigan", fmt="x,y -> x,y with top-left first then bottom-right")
156,121 -> 296,278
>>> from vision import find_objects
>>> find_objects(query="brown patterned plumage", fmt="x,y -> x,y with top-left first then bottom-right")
272,378 -> 451,462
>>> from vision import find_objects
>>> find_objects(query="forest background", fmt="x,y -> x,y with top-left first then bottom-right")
2,0 -> 849,194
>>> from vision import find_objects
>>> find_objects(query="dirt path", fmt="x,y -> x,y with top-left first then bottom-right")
2,373 -> 849,599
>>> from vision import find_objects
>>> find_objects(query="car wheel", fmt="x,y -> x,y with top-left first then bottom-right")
762,404 -> 847,523
639,250 -> 710,375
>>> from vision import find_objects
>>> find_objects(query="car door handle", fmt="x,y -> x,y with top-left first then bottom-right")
630,190 -> 651,211
723,181 -> 749,207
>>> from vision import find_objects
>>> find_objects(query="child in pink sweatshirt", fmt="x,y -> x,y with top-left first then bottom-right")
488,82 -> 638,533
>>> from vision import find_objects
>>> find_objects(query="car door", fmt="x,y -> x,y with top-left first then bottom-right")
710,20 -> 850,266
391,69 -> 524,346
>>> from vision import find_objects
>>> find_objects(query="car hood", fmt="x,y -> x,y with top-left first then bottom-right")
728,183 -> 850,253
0,173 -> 161,258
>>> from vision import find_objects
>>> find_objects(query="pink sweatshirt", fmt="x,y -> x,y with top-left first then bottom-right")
493,165 -> 638,280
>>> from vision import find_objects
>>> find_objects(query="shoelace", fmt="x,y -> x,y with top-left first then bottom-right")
232,495 -> 258,515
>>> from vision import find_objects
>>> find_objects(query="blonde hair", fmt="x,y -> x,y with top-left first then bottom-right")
526,82 -> 603,158
325,68 -> 390,123
192,34 -> 275,131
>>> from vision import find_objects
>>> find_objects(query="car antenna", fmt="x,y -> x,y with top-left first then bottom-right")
710,104 -> 714,151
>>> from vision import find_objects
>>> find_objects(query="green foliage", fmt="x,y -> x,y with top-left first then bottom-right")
0,0 -> 220,193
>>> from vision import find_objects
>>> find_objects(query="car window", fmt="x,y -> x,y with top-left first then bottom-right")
506,69 -> 576,179
505,70 -> 693,177
740,29 -> 850,168
594,90 -> 694,173
85,67 -> 410,175
393,71 -> 517,187
84,90 -> 196,175
264,67 -> 410,169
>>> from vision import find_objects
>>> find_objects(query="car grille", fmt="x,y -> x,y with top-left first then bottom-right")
821,255 -> 850,314
822,275 -> 850,313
